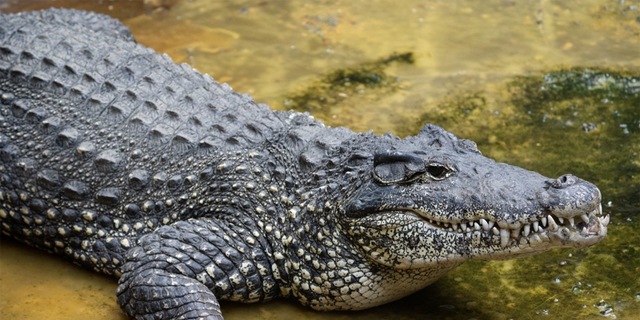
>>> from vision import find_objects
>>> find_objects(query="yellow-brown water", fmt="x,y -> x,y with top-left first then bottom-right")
1,0 -> 639,319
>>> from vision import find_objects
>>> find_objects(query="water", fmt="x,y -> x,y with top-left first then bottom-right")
1,0 -> 639,319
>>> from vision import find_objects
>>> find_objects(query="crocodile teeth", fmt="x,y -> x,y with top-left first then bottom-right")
547,215 -> 559,231
539,232 -> 550,241
500,229 -> 510,247
480,219 -> 490,231
580,214 -> 590,224
428,205 -> 607,240
588,221 -> 600,234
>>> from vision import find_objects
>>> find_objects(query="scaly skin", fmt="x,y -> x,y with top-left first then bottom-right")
0,9 -> 608,320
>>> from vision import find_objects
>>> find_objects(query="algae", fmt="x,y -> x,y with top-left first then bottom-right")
284,52 -> 414,115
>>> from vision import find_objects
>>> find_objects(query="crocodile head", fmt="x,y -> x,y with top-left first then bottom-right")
340,124 -> 608,269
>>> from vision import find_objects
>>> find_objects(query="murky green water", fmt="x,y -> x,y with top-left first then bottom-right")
1,0 -> 639,319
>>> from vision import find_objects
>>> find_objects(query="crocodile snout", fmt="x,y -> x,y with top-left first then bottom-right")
538,174 -> 602,219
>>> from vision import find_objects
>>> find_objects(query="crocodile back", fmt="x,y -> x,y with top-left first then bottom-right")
0,9 -> 289,275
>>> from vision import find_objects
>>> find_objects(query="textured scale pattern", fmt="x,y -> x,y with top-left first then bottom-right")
0,8 -> 296,274
0,9 -> 608,320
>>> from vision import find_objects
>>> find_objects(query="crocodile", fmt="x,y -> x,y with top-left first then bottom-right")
0,8 -> 609,320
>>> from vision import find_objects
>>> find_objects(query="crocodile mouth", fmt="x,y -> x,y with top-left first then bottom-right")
415,204 -> 609,248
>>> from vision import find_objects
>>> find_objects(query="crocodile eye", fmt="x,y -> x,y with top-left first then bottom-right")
426,164 -> 451,180
373,150 -> 455,184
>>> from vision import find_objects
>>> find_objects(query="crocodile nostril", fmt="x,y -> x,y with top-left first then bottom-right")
553,174 -> 577,188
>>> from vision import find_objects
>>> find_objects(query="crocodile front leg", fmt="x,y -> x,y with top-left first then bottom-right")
116,218 -> 279,319
117,265 -> 222,319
